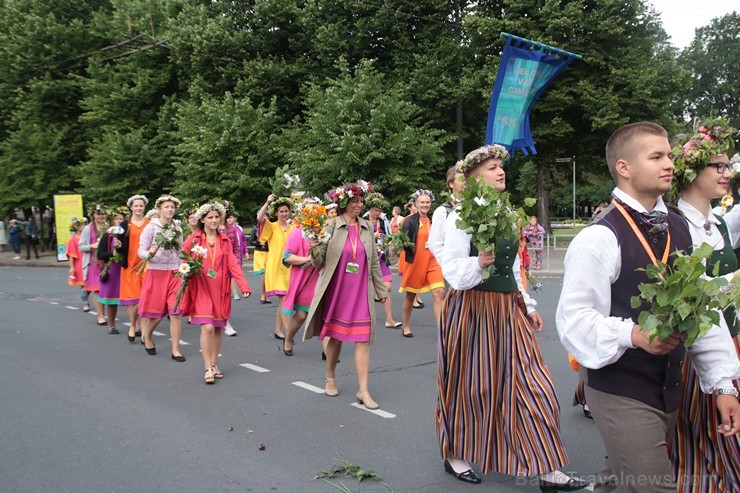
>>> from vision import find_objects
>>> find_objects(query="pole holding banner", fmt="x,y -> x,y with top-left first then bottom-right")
54,195 -> 84,262
485,33 -> 581,156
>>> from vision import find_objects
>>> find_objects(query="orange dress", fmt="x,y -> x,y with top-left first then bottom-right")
119,219 -> 149,306
399,217 -> 445,294
67,235 -> 84,286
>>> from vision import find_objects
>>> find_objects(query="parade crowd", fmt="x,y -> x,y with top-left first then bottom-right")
60,117 -> 739,492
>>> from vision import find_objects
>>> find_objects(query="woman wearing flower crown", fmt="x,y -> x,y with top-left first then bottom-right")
80,203 -> 109,326
181,202 -> 251,384
257,194 -> 296,340
97,207 -> 127,335
66,217 -> 87,308
119,195 -> 150,342
398,189 -> 446,337
436,145 -> 587,490
138,195 -> 186,361
302,181 -> 387,409
669,117 -> 740,492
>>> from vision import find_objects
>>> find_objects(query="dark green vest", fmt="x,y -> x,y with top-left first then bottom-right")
469,236 -> 519,292
709,216 -> 738,336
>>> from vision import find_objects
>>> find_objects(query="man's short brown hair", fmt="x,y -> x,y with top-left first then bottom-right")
605,122 -> 668,180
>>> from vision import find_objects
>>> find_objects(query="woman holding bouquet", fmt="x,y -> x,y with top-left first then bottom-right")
670,118 -> 740,492
365,192 -> 402,328
67,218 -> 87,306
303,181 -> 387,409
399,190 -> 446,337
97,208 -> 127,335
119,195 -> 149,342
436,145 -> 586,490
138,195 -> 186,361
181,202 -> 251,384
80,204 -> 108,326
257,194 -> 296,340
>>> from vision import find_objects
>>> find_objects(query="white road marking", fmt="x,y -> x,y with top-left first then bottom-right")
152,331 -> 166,336
123,323 -> 131,327
239,363 -> 270,373
170,338 -> 190,345
65,306 -> 78,310
48,302 -> 58,305
291,381 -> 325,394
350,403 -> 396,419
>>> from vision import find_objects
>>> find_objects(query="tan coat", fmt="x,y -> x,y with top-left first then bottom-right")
302,214 -> 387,343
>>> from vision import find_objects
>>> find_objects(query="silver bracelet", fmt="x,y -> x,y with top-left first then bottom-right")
714,388 -> 739,398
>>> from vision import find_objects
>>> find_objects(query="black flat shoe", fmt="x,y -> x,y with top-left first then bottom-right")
539,476 -> 590,492
582,405 -> 593,420
281,342 -> 294,357
145,345 -> 156,355
171,354 -> 186,362
97,320 -> 107,326
108,328 -> 119,335
127,334 -> 135,343
412,302 -> 424,309
273,332 -> 285,340
260,299 -> 272,304
444,460 -> 481,484
135,330 -> 142,337
402,329 -> 413,338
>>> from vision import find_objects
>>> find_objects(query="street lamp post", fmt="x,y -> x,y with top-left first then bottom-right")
555,156 -> 576,232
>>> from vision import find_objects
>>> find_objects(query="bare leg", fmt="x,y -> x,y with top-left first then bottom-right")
200,323 -> 215,368
354,342 -> 370,393
274,295 -> 287,338
325,338 -> 342,392
126,305 -> 140,337
213,326 -> 224,369
93,292 -> 105,324
260,276 -> 267,302
382,281 -> 399,325
284,311 -> 307,351
106,305 -> 118,332
231,278 -> 239,297
402,292 -> 415,335
431,287 -> 446,325
141,317 -> 158,350
169,315 -> 183,357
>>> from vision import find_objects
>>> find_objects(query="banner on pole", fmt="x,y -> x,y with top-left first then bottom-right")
485,33 -> 581,156
54,194 -> 83,262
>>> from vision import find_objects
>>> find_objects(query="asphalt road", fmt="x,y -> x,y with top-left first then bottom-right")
0,267 -> 604,493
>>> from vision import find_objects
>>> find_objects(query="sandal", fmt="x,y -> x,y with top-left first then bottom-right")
204,368 -> 215,384
355,391 -> 379,410
325,377 -> 338,397
212,367 -> 224,379
82,305 -> 91,312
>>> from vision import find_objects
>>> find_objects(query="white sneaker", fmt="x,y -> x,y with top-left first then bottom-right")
224,324 -> 237,336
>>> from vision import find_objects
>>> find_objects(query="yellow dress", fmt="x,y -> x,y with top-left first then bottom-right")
259,220 -> 295,297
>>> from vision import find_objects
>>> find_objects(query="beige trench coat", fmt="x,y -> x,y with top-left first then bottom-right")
301,214 -> 387,344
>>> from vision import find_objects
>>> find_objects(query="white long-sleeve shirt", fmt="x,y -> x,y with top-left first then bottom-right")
428,204 -> 449,263
440,210 -> 536,314
556,188 -> 740,393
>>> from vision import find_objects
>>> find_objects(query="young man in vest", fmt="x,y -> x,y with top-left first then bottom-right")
556,121 -> 740,492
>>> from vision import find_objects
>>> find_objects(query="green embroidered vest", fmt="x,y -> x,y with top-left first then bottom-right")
469,236 -> 519,292
709,216 -> 738,336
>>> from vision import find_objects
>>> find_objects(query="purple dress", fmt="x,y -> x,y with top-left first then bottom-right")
98,234 -> 121,304
319,224 -> 371,343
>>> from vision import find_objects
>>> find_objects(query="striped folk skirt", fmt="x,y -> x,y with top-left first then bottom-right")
436,289 -> 569,476
671,336 -> 740,493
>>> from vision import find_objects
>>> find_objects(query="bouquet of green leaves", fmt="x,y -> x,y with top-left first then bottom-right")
455,177 -> 535,279
137,222 -> 182,275
631,242 -> 740,347
384,231 -> 414,258
271,165 -> 301,197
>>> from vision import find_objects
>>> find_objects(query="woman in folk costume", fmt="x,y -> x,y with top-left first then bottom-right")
669,117 -> 740,493
280,198 -> 326,356
436,145 -> 588,491
138,195 -> 186,362
302,181 -> 387,409
79,203 -> 109,326
181,202 -> 251,384
118,195 -> 149,343
257,194 -> 296,340
97,207 -> 127,335
67,217 -> 87,308
399,189 -> 446,337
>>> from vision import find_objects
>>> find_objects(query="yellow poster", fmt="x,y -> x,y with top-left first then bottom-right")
54,195 -> 84,261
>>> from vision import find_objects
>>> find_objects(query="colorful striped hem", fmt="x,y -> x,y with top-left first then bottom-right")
266,290 -> 287,297
98,297 -> 120,305
253,269 -> 265,275
399,282 -> 445,294
382,274 -> 393,283
190,316 -> 227,328
282,304 -> 310,317
119,298 -> 140,306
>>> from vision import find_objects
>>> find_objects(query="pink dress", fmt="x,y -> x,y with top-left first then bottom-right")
282,229 -> 319,317
181,231 -> 251,327
84,227 -> 102,292
319,224 -> 371,343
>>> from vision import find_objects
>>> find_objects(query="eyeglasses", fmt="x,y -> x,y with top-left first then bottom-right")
708,162 -> 731,174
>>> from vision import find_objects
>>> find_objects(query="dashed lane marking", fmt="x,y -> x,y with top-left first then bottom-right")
239,363 -> 269,373
292,381 -> 325,394
48,302 -> 58,305
170,338 -> 190,345
65,306 -> 78,310
350,403 -> 396,419
152,331 -> 166,336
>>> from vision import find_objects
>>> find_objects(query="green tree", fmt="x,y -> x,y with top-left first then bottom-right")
285,60 -> 451,206
677,12 -> 739,128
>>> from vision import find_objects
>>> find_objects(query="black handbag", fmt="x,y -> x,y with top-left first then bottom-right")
249,225 -> 268,252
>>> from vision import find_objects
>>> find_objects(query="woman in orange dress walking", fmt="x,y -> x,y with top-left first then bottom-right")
119,194 -> 149,343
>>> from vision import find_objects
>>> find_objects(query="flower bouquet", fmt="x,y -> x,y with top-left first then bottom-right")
630,242 -> 740,347
172,244 -> 208,312
272,165 -> 301,197
137,222 -> 182,275
384,231 -> 414,258
455,177 -> 536,279
300,205 -> 330,258
527,272 -> 543,295
100,225 -> 125,282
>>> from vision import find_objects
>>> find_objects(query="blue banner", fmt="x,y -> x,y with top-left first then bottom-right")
485,34 -> 580,156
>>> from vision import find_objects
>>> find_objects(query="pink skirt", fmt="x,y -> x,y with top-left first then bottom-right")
138,269 -> 182,318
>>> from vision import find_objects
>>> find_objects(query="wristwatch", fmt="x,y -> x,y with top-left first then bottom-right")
714,388 -> 739,399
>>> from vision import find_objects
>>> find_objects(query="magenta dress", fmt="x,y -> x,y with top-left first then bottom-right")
319,224 -> 371,343
84,227 -> 102,292
98,264 -> 121,304
282,229 -> 319,317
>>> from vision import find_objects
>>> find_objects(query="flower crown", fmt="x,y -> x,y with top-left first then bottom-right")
673,117 -> 736,192
89,203 -> 106,215
326,180 -> 373,209
457,144 -> 510,174
112,205 -> 130,218
154,195 -> 181,209
325,203 -> 338,210
68,217 -> 87,232
268,196 -> 296,217
364,192 -> 388,211
410,189 -> 435,203
144,209 -> 160,220
194,202 -> 226,222
126,194 -> 149,208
